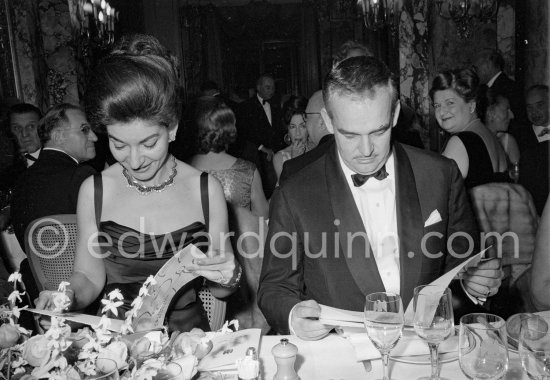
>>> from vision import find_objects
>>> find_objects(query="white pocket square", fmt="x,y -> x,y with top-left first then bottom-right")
424,210 -> 442,227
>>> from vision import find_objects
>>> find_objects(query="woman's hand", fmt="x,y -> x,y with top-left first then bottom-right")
290,138 -> 306,158
183,249 -> 240,287
34,289 -> 74,311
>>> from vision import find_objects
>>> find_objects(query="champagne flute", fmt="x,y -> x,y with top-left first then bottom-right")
364,292 -> 404,380
413,285 -> 454,380
459,313 -> 508,380
519,315 -> 550,379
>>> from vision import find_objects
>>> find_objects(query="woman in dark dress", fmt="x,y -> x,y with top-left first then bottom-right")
36,35 -> 240,332
430,69 -> 508,188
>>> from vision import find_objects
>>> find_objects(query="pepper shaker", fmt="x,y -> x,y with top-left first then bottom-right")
272,338 -> 299,380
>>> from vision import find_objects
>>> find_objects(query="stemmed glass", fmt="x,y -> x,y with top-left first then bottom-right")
519,315 -> 550,379
364,292 -> 404,380
458,313 -> 508,380
413,285 -> 454,380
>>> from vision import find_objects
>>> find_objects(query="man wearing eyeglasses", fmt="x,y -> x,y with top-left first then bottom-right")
279,90 -> 335,185
11,104 -> 97,249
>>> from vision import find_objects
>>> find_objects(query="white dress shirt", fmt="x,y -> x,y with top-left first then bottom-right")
339,151 -> 400,294
533,124 -> 550,143
257,94 -> 272,125
25,149 -> 41,167
486,71 -> 502,88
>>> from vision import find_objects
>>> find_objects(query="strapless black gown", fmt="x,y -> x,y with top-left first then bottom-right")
93,172 -> 211,332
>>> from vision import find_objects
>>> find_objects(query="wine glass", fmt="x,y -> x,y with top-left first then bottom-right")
364,292 -> 404,380
519,314 -> 550,379
459,313 -> 508,380
413,285 -> 454,380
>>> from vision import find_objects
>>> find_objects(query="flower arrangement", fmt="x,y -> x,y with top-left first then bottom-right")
0,273 -> 238,380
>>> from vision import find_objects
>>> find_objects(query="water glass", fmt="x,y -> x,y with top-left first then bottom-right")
364,292 -> 404,380
459,313 -> 508,380
413,285 -> 454,380
519,315 -> 550,379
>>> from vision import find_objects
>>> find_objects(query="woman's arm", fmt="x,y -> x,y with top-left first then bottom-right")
272,152 -> 284,181
530,196 -> 550,311
35,176 -> 106,311
442,135 -> 469,178
506,134 -> 521,164
250,169 -> 269,218
195,176 -> 239,298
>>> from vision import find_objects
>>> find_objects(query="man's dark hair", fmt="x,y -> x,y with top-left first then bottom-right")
486,50 -> 505,71
323,55 -> 398,118
8,103 -> 42,122
526,84 -> 549,97
38,103 -> 82,143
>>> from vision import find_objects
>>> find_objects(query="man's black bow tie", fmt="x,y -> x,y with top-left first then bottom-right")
24,153 -> 37,162
351,166 -> 388,187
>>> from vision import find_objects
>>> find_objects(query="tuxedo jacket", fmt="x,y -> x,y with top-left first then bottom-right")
236,97 -> 285,153
11,149 -> 96,247
258,142 -> 479,334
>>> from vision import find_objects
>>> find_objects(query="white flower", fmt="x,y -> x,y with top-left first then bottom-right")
94,315 -> 112,330
138,287 -> 150,298
52,292 -> 71,312
144,276 -> 157,287
8,290 -> 24,304
107,289 -> 124,301
57,281 -> 70,292
8,272 -> 22,283
12,305 -> 28,319
100,299 -> 124,316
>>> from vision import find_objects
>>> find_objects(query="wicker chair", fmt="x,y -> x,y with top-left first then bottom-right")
24,214 -> 225,330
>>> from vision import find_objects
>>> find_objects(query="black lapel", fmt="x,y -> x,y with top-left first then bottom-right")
325,145 -> 385,295
394,143 -> 424,305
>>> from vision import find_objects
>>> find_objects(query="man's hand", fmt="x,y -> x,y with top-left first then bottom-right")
461,258 -> 503,298
260,147 -> 274,162
290,300 -> 331,341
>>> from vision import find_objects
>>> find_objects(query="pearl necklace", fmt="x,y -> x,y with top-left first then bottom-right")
122,155 -> 177,196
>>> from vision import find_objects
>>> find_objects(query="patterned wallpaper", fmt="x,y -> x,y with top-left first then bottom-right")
524,0 -> 548,88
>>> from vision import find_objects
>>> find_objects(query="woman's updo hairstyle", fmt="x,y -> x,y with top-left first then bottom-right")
429,68 -> 480,105
84,34 -> 180,133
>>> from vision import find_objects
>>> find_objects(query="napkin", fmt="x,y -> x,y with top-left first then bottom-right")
348,329 -> 458,361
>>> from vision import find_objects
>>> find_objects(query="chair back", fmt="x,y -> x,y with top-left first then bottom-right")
469,183 -> 539,282
24,214 -> 77,291
198,288 -> 226,331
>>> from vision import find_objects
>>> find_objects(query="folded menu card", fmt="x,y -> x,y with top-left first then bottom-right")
198,328 -> 262,372
348,329 -> 459,361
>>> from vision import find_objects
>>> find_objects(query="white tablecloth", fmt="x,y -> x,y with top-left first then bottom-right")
257,335 -> 526,380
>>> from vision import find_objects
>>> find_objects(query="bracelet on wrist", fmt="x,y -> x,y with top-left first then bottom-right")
218,265 -> 242,288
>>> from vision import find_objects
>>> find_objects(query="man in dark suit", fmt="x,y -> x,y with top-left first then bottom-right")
279,90 -> 334,185
236,74 -> 285,198
258,56 -> 502,339
11,103 -> 97,248
519,85 -> 549,215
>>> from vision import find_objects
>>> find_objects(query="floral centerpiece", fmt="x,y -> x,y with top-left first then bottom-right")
0,273 -> 238,380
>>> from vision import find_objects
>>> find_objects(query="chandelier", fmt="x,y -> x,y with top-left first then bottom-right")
436,0 -> 499,39
356,0 -> 399,36
76,0 -> 118,47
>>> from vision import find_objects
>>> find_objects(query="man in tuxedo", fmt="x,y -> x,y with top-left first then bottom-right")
236,74 -> 285,198
519,85 -> 549,215
258,56 -> 502,339
279,90 -> 334,185
0,104 -> 43,192
11,103 -> 97,248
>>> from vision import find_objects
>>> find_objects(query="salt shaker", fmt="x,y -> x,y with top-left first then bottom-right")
272,338 -> 299,380
237,347 -> 260,380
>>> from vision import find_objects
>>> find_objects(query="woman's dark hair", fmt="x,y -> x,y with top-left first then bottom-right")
84,35 -> 180,132
195,96 -> 236,154
480,88 -> 509,123
282,95 -> 307,126
429,68 -> 480,105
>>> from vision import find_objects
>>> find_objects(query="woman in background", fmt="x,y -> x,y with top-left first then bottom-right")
190,96 -> 268,218
430,68 -> 508,188
272,96 -> 312,181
